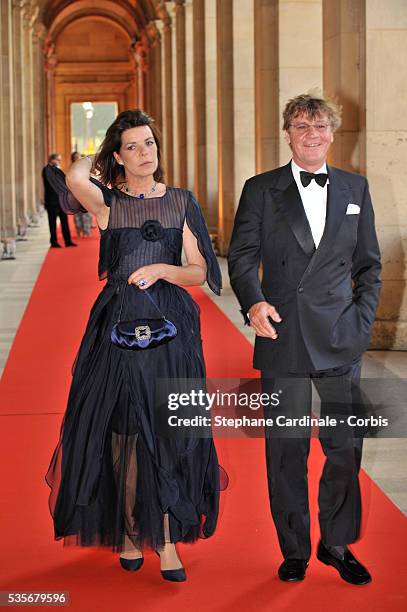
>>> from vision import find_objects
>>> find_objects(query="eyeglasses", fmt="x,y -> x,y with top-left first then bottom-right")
289,123 -> 330,133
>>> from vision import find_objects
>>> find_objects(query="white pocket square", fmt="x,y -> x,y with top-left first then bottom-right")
346,203 -> 360,215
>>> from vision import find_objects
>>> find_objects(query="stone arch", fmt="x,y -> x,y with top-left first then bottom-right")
50,14 -> 137,168
54,16 -> 132,62
39,0 -> 158,34
40,0 -> 166,162
50,9 -> 137,42
40,0 -> 139,28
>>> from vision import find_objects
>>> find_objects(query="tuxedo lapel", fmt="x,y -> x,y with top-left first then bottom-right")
271,164 -> 315,258
317,166 -> 350,252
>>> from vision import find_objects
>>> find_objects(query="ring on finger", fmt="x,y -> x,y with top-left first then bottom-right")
138,278 -> 147,287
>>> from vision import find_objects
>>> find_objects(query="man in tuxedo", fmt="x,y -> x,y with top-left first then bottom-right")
42,153 -> 77,248
228,94 -> 381,584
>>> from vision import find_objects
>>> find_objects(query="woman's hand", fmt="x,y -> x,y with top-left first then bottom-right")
127,223 -> 207,289
127,264 -> 168,289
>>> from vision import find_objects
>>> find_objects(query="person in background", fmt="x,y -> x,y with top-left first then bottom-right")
71,152 -> 93,238
42,153 -> 77,248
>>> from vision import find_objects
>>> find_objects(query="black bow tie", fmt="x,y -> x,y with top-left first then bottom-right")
300,171 -> 328,188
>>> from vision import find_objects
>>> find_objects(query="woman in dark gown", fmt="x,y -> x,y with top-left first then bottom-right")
45,109 -> 225,582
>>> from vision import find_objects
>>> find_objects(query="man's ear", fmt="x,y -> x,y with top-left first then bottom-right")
284,130 -> 292,148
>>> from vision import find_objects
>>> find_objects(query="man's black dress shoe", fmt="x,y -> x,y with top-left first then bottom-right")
278,559 -> 308,582
119,556 -> 144,571
50,243 -> 62,248
317,541 -> 372,585
65,242 -> 78,247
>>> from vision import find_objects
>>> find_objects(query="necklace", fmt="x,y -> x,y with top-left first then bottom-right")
123,181 -> 157,199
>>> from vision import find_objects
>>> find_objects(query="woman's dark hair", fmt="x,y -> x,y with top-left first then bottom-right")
94,109 -> 164,186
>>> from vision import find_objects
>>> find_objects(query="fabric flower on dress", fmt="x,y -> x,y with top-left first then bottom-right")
140,220 -> 164,242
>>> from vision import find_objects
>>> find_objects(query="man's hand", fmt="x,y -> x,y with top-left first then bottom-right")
248,301 -> 282,339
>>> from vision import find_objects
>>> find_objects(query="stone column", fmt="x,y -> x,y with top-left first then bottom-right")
138,34 -> 151,112
0,4 -> 2,214
233,0 -> 255,201
278,0 -> 323,164
127,41 -> 138,108
12,0 -> 29,237
146,22 -> 162,130
254,0 -> 279,173
216,0 -> 235,255
44,37 -> 57,154
192,0 -> 207,208
155,18 -> 165,134
323,0 -> 366,174
204,0 -> 218,231
168,2 -> 179,185
33,21 -> 47,212
157,3 -> 174,184
0,0 -> 17,259
185,0 -> 193,189
174,0 -> 187,187
133,40 -> 148,109
364,1 -> 407,349
144,30 -> 154,117
23,1 -> 39,223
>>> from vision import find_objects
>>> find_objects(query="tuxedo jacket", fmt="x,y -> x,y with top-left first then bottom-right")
227,162 -> 382,372
42,165 -> 65,210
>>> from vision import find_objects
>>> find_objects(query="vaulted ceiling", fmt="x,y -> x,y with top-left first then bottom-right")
38,0 -> 159,41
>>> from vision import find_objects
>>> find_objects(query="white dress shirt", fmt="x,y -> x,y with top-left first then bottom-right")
291,159 -> 329,249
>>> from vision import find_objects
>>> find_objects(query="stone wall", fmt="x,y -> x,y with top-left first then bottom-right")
1,0 -> 406,349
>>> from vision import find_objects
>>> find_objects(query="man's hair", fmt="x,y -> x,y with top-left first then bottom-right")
283,93 -> 342,131
48,153 -> 61,162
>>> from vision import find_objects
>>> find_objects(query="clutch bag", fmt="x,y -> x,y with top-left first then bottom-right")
111,284 -> 177,350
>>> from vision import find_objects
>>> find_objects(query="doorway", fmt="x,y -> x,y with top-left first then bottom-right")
70,102 -> 118,156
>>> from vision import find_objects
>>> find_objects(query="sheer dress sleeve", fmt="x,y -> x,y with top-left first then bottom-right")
185,191 -> 222,296
44,165 -> 114,281
43,164 -> 113,213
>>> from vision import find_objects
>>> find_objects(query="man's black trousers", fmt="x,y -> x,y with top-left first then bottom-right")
46,206 -> 72,246
261,358 -> 363,561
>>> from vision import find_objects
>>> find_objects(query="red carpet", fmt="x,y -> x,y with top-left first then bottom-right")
1,223 -> 406,611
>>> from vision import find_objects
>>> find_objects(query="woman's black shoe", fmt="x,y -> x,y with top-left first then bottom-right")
317,541 -> 372,585
119,556 -> 144,571
155,551 -> 186,582
278,559 -> 308,582
160,567 -> 187,582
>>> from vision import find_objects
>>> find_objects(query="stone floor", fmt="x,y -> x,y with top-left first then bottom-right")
1,217 -> 406,515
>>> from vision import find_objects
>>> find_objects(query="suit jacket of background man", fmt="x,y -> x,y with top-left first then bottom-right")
42,164 -> 65,210
227,162 -> 382,373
